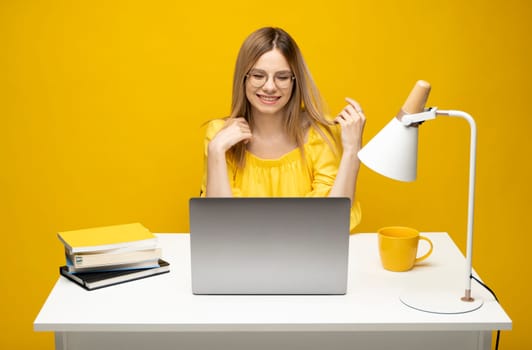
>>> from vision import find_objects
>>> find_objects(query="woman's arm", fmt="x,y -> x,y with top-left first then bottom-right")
206,146 -> 233,197
329,97 -> 366,203
205,118 -> 252,197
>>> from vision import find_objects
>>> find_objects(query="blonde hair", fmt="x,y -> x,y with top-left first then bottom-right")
229,27 -> 335,168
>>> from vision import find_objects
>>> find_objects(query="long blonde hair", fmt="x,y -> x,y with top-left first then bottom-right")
229,27 -> 335,168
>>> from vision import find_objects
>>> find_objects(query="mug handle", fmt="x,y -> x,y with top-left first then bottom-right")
415,236 -> 433,263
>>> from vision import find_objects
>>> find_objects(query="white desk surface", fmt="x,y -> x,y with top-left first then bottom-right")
34,233 -> 511,333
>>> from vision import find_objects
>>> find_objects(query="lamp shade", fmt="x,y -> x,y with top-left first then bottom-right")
357,118 -> 419,182
358,80 -> 431,182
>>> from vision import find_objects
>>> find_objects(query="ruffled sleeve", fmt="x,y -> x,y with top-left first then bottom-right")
306,125 -> 362,233
200,119 -> 243,197
305,126 -> 339,196
200,119 -> 229,197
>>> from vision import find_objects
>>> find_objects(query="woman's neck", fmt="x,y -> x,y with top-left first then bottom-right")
247,110 -> 297,159
250,111 -> 286,138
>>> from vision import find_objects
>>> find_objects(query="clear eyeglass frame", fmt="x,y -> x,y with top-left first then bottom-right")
246,69 -> 295,89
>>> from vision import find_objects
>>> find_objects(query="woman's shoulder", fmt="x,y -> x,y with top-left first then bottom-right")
204,118 -> 227,139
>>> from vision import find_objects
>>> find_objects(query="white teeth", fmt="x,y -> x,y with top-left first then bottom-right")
259,95 -> 278,101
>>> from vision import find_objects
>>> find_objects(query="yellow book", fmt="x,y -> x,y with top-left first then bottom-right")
58,223 -> 157,254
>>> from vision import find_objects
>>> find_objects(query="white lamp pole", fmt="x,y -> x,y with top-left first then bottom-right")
435,110 -> 477,303
400,108 -> 482,313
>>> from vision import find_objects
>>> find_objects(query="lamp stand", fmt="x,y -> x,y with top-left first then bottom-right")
399,109 -> 483,314
400,286 -> 483,314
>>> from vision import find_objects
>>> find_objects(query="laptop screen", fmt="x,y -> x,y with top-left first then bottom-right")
189,197 -> 350,295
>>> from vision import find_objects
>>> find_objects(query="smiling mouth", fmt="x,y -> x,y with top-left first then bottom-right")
257,94 -> 281,104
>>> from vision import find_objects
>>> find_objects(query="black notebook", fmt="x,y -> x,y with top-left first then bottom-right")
60,259 -> 170,290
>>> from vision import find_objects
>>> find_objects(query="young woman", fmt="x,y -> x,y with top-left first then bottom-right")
200,27 -> 365,232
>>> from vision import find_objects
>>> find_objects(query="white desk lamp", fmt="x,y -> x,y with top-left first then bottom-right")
358,80 -> 483,314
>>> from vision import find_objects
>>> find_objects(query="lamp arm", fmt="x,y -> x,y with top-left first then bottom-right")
401,107 -> 437,125
436,109 -> 477,302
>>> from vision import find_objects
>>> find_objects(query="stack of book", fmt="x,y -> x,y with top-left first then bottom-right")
57,223 -> 170,290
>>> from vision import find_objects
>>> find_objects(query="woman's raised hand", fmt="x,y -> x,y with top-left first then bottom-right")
334,97 -> 366,154
209,117 -> 252,154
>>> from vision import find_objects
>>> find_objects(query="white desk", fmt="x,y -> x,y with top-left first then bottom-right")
34,233 -> 511,350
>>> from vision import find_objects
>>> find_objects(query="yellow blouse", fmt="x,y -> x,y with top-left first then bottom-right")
200,119 -> 361,233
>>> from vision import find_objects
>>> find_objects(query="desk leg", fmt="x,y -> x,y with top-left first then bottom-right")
54,332 -> 67,350
477,331 -> 492,350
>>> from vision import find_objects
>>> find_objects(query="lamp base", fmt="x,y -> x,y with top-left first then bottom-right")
400,287 -> 483,314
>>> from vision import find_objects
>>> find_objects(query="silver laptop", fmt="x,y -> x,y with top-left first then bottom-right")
189,197 -> 350,295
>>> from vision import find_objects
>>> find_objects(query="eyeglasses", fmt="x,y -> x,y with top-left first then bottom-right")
246,69 -> 295,89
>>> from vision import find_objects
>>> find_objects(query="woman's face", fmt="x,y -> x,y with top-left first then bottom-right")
245,48 -> 294,117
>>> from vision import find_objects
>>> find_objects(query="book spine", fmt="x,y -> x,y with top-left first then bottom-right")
69,248 -> 162,268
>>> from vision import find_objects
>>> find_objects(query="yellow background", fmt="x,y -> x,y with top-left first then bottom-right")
1,0 -> 530,348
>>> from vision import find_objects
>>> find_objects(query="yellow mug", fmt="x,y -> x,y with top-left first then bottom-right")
378,226 -> 433,272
